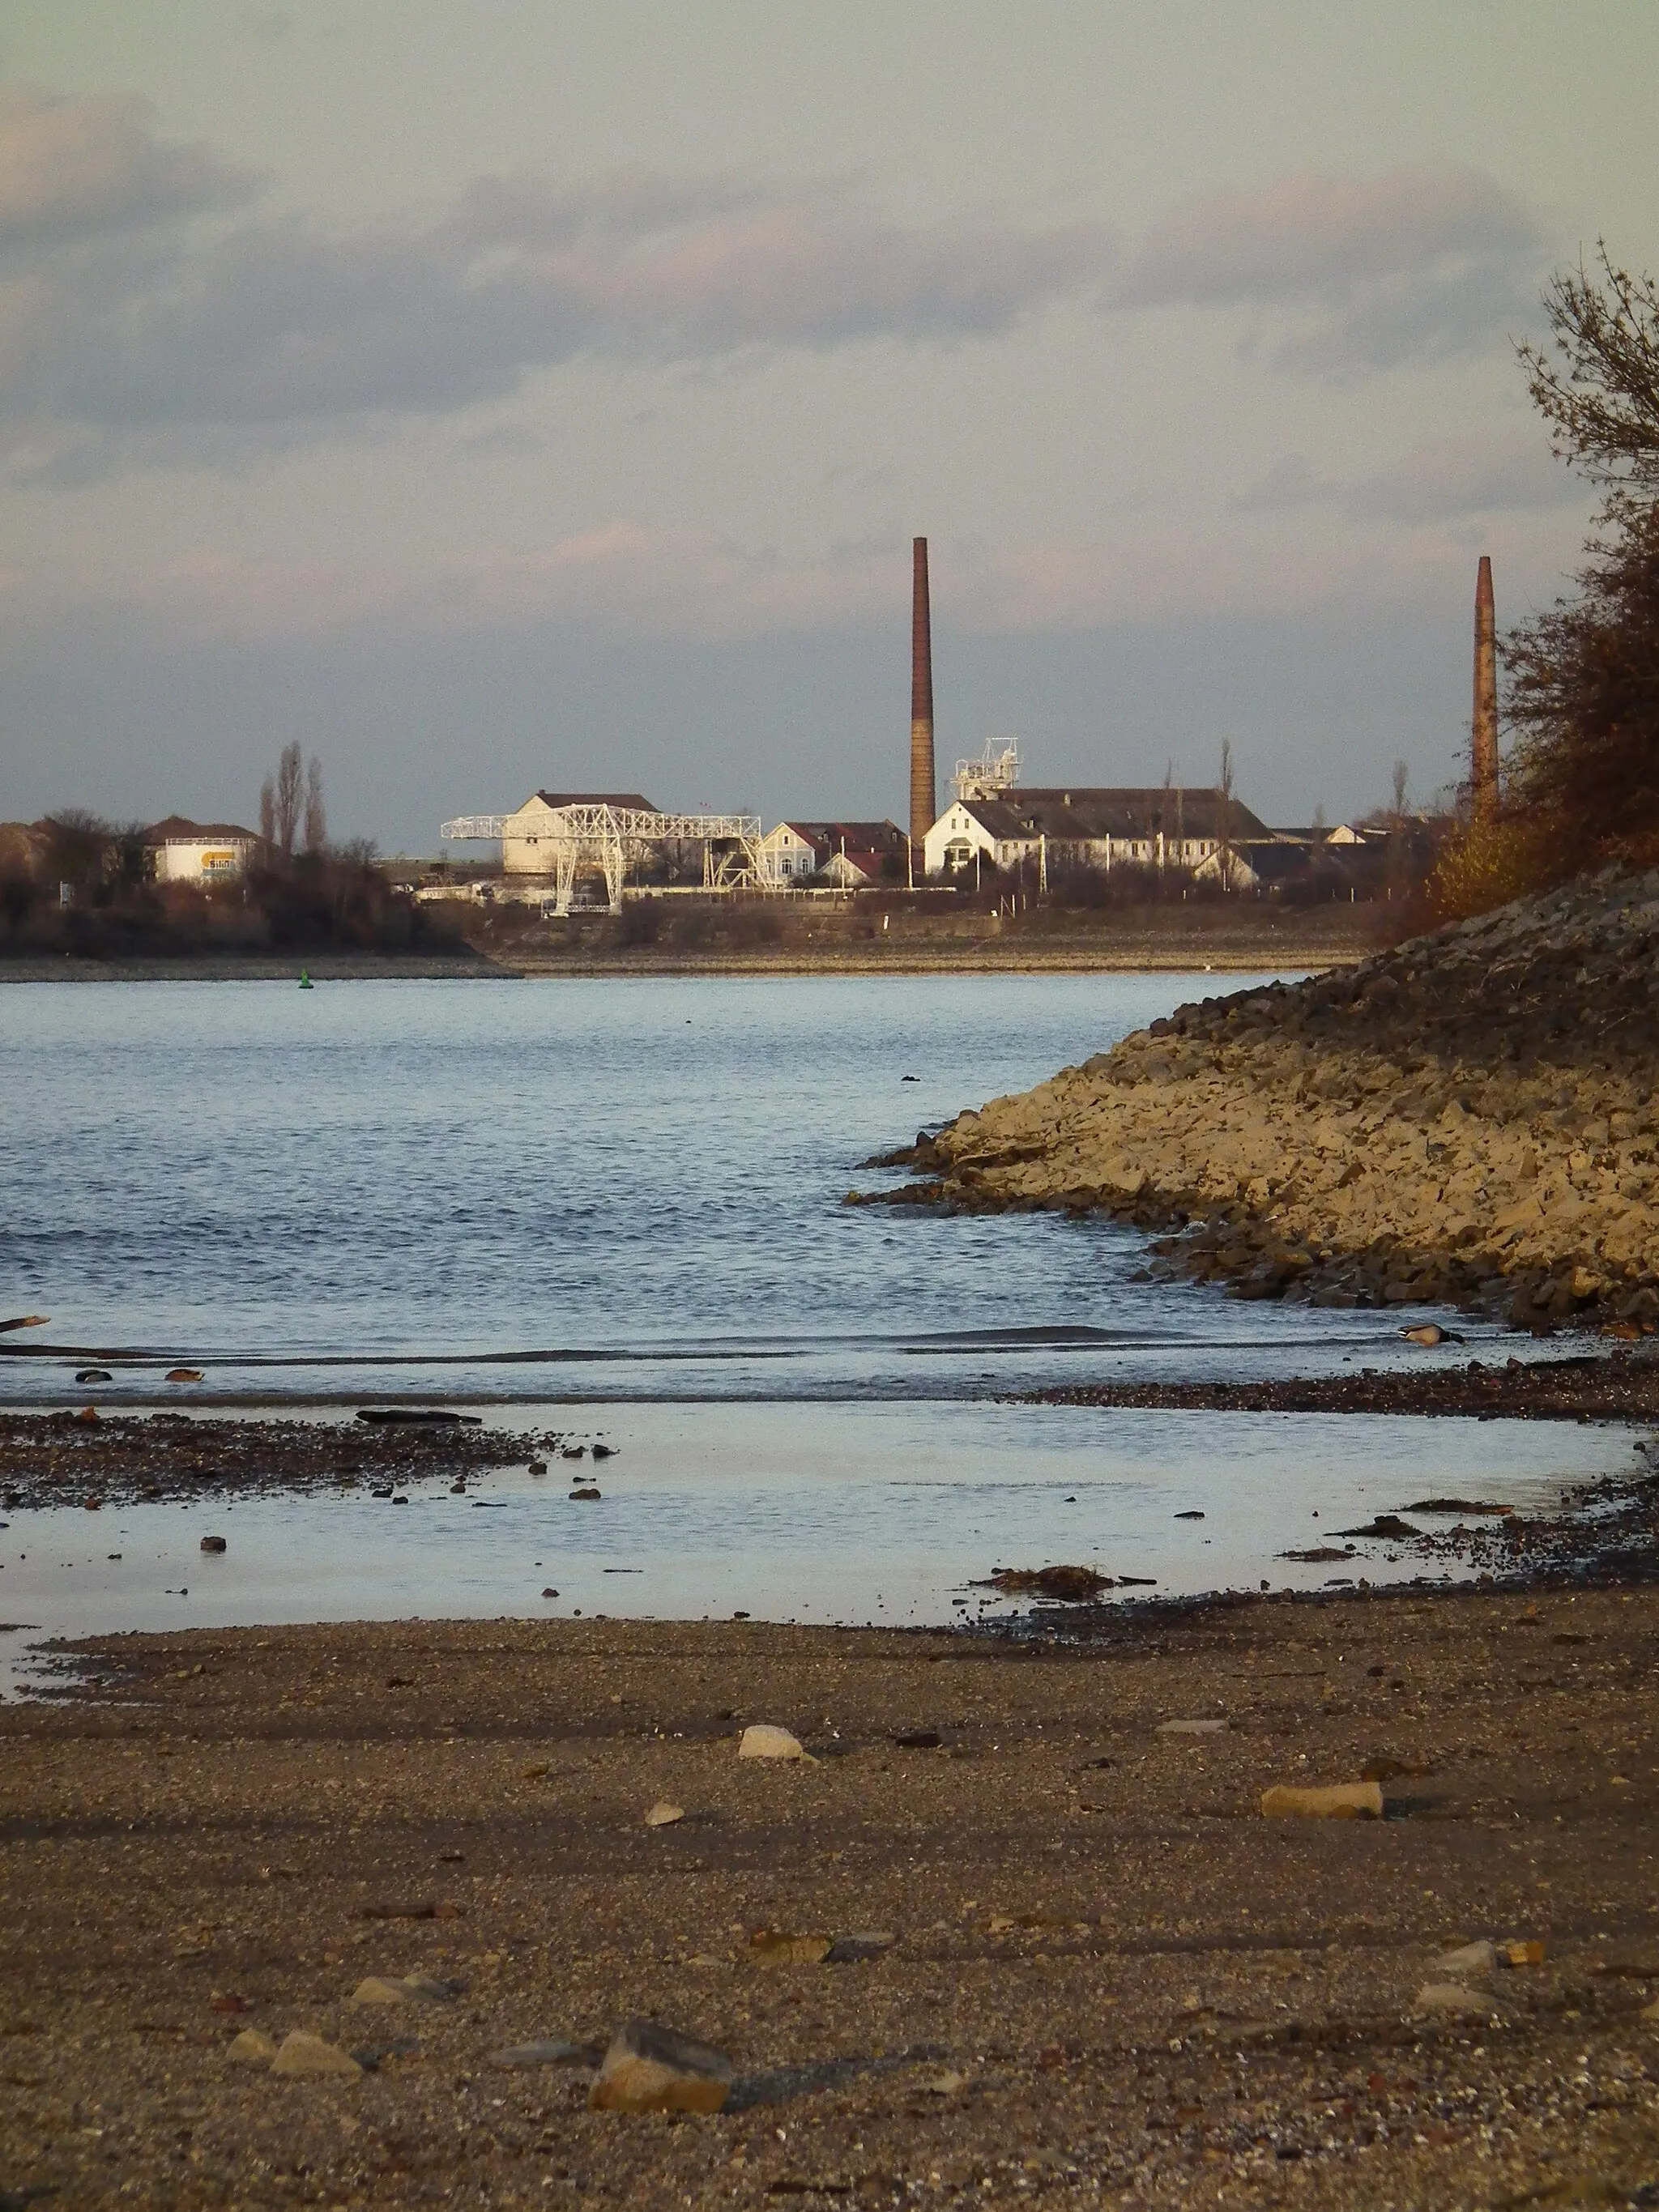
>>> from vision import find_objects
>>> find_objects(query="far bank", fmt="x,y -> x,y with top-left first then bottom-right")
0,900 -> 1379,980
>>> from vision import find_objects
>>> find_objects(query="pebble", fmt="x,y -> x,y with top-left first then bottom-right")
1260,1780 -> 1384,1819
270,2030 -> 363,2078
738,1723 -> 807,1761
227,2028 -> 278,2065
749,1929 -> 833,1965
644,1801 -> 684,1826
1414,1982 -> 1497,2018
1158,1718 -> 1226,1735
588,2017 -> 733,2113
493,2037 -> 605,2069
199,1535 -> 227,1554
1433,1939 -> 1497,1979
825,1931 -> 897,1963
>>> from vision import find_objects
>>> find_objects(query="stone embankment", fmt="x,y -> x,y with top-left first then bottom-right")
860,872 -> 1659,1331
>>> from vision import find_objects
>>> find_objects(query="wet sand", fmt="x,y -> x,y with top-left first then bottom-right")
6,1584 -> 1659,2208
1019,1345 -> 1659,1422
0,1409 -> 545,1513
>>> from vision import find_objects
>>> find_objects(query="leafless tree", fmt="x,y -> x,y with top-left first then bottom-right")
273,741 -> 303,857
258,778 -> 275,850
302,756 -> 326,854
1217,737 -> 1235,892
1519,243 -> 1659,499
1390,759 -> 1410,820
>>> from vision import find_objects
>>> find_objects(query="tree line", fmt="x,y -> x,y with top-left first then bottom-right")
1433,245 -> 1659,915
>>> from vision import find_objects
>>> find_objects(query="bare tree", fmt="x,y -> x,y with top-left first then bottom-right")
1518,243 -> 1659,497
274,741 -> 303,857
302,756 -> 326,854
1159,758 -> 1173,873
1217,737 -> 1235,892
1390,759 -> 1410,820
259,778 -> 275,850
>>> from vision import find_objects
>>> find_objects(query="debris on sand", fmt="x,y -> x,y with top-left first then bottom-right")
979,1565 -> 1112,1600
356,1408 -> 480,1426
1333,1515 -> 1422,1541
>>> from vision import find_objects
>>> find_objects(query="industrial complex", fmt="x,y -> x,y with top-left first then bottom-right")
423,533 -> 1486,912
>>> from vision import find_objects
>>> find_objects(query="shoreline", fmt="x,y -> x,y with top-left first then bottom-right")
6,1577 -> 1659,2206
0,923 -> 1373,982
859,872 -> 1659,1337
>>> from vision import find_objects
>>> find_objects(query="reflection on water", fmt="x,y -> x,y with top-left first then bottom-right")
1,1400 -> 1622,1694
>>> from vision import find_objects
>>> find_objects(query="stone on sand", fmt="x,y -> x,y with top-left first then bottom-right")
588,2017 -> 732,2113
271,2030 -> 363,2078
737,1723 -> 807,1761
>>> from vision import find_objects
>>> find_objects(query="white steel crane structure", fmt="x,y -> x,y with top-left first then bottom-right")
439,803 -> 766,914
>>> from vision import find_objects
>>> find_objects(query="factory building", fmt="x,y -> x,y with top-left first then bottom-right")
143,816 -> 261,882
923,786 -> 1273,880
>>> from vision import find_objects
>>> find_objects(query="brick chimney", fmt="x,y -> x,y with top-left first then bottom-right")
910,537 -> 936,863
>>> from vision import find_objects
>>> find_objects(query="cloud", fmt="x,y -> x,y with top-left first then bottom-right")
1117,164 -> 1545,372
0,90 -> 1555,479
0,104 -> 1119,462
0,85 -> 253,248
1234,430 -> 1586,524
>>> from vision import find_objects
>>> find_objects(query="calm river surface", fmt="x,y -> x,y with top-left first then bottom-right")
0,974 -> 1627,1669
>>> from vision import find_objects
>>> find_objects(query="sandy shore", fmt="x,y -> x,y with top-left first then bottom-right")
5,1584 -> 1659,2208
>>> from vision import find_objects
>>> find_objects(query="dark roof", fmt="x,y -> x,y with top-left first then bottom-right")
949,786 -> 1272,844
531,791 -> 658,812
144,815 -> 259,844
1234,839 -> 1320,884
787,819 -> 905,851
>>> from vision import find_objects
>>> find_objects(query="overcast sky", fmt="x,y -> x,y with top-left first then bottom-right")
1,1 -> 1654,851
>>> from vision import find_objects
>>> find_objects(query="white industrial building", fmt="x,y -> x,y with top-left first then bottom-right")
922,786 -> 1271,879
144,816 -> 260,882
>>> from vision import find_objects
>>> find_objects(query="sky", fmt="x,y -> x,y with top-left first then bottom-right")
0,1 -> 1655,853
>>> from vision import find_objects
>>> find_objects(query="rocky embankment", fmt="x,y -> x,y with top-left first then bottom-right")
859,872 -> 1659,1331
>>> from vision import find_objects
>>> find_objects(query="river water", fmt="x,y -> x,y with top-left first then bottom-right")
0,974 -> 1627,1671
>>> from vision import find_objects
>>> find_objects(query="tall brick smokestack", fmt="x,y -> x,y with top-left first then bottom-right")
910,536 -> 935,864
1472,554 -> 1499,820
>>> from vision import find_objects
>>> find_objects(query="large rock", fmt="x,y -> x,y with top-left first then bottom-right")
588,2018 -> 733,2113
